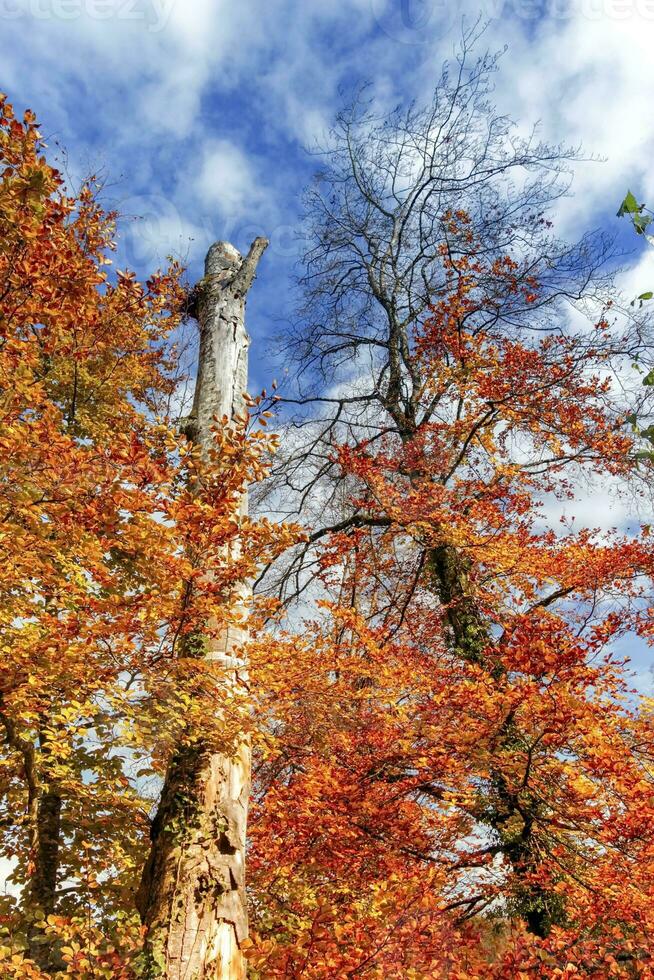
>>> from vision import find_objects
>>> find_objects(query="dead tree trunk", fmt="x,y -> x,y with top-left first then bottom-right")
137,238 -> 268,979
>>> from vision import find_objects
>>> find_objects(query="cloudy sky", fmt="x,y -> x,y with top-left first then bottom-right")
5,0 -> 654,685
5,0 -> 654,385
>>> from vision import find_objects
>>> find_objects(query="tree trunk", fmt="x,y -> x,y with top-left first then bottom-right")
0,706 -> 63,967
428,542 -> 556,936
137,238 -> 268,979
429,543 -> 490,666
27,788 -> 62,915
25,787 -> 62,968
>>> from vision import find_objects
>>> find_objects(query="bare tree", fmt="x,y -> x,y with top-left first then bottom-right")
258,32 -> 645,604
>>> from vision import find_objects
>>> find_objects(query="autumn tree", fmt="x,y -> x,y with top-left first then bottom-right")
0,93 -> 184,972
0,96 -> 290,979
249,40 -> 654,976
6,43 -> 654,980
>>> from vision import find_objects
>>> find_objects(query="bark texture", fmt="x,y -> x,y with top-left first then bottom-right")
0,706 -> 63,967
137,238 -> 268,979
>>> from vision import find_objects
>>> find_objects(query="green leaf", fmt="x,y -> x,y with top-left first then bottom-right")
642,370 -> 654,386
633,213 -> 653,235
631,291 -> 654,308
617,190 -> 641,216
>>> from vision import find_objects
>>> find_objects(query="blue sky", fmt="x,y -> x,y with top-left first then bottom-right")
6,0 -> 654,683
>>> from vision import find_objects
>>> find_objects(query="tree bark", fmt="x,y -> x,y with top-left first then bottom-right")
0,707 -> 63,969
25,787 -> 62,967
137,238 -> 268,979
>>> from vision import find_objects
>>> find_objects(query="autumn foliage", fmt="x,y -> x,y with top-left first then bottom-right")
0,97 -> 289,976
3,94 -> 654,980
246,225 -> 654,975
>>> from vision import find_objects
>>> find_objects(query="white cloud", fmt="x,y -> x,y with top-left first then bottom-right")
117,193 -> 207,267
479,1 -> 654,235
195,140 -> 266,220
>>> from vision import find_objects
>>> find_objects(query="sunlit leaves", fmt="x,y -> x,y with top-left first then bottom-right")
0,94 -> 291,974
247,211 -> 654,975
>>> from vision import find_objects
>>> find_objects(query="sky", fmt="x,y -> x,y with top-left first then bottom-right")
5,0 -> 654,688
5,0 -> 654,389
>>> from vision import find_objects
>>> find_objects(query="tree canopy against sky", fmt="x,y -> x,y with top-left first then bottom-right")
0,96 -> 291,977
242,42 -> 654,977
4,0 -> 654,412
6,11 -> 654,979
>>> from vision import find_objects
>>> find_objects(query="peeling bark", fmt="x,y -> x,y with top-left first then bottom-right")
137,238 -> 268,979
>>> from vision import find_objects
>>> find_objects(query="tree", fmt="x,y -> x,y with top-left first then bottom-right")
136,237 -> 275,979
249,41 -> 654,975
0,96 -> 290,978
248,225 -> 654,975
0,92 -> 186,972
